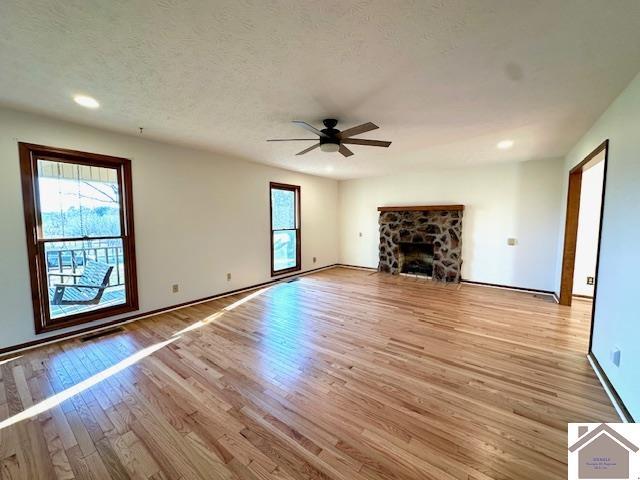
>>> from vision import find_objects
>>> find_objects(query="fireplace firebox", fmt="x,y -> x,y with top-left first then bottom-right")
398,242 -> 434,276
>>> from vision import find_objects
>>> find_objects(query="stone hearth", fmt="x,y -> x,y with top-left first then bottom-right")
378,206 -> 463,282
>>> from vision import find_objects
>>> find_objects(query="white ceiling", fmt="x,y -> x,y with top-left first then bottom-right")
2,1 -> 640,179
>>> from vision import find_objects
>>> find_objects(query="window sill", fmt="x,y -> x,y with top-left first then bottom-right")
271,265 -> 302,277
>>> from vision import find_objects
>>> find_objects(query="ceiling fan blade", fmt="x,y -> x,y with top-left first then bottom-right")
267,138 -> 318,142
292,121 -> 328,138
342,138 -> 391,147
338,122 -> 379,139
296,143 -> 320,155
339,144 -> 354,157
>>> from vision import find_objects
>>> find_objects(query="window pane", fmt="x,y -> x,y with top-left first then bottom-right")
37,159 -> 121,239
271,188 -> 296,229
273,230 -> 297,271
44,239 -> 126,319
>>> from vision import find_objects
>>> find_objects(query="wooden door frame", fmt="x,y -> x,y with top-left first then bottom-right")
559,140 -> 609,313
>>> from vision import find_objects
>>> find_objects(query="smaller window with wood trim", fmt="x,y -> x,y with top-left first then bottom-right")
19,143 -> 139,334
270,182 -> 301,276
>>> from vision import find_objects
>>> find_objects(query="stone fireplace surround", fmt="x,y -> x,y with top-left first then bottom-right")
378,205 -> 463,282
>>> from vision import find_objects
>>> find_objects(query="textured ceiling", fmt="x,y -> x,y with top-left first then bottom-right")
2,1 -> 640,179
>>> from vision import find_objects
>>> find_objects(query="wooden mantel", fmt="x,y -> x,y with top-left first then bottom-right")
377,204 -> 464,212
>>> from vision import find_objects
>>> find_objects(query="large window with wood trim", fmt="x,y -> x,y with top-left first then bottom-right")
270,182 -> 301,276
19,143 -> 138,333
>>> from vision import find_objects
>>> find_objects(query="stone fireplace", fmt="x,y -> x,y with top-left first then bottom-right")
378,205 -> 463,282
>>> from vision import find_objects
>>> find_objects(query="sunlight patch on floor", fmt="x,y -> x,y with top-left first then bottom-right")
223,287 -> 271,311
172,286 -> 271,336
0,355 -> 23,366
0,338 -> 178,430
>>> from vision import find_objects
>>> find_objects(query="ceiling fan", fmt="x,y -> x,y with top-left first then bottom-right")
267,119 -> 391,157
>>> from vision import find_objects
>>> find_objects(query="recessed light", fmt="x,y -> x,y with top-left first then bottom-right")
497,139 -> 514,150
73,95 -> 100,109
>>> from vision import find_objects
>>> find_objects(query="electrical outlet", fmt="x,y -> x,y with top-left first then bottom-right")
586,276 -> 594,285
611,348 -> 621,367
172,284 -> 179,293
313,256 -> 317,263
226,273 -> 231,281
507,238 -> 517,246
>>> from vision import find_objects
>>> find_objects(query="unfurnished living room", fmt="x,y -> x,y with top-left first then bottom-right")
1,2 -> 639,479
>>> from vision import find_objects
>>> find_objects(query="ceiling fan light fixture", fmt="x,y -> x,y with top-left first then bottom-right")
320,142 -> 340,153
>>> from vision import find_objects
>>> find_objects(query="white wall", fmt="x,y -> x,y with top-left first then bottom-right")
573,159 -> 605,297
338,158 -> 564,291
0,107 -> 339,350
558,71 -> 640,421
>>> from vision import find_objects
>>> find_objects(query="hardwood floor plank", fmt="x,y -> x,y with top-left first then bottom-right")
0,454 -> 21,480
0,268 -> 617,479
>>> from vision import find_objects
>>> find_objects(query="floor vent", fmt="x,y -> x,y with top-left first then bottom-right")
81,327 -> 125,342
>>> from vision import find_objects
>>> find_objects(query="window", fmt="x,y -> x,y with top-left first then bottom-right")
270,182 -> 301,276
19,143 -> 138,333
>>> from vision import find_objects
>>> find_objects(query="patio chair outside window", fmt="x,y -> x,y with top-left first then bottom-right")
52,260 -> 114,306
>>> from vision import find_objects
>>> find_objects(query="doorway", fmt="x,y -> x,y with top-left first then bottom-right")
559,140 -> 608,326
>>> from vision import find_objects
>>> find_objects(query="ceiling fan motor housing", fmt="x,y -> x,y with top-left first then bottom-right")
320,118 -> 340,149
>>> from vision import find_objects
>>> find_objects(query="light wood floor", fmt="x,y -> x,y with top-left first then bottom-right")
0,267 -> 617,480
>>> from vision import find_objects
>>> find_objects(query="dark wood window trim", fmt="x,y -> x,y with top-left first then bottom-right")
270,182 -> 301,277
19,143 -> 139,334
